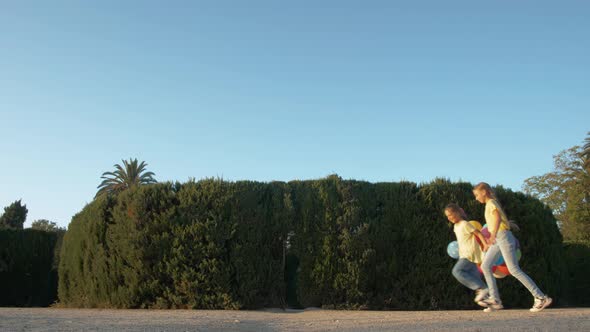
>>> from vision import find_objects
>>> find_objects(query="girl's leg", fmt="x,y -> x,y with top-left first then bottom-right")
497,231 -> 545,298
481,243 -> 502,302
466,261 -> 487,290
452,258 -> 486,290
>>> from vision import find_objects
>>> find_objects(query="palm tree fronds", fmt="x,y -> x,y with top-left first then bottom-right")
95,158 -> 157,198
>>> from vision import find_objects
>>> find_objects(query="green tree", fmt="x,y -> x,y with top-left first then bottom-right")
583,131 -> 590,170
523,145 -> 590,242
31,219 -> 65,232
95,158 -> 157,198
0,200 -> 28,230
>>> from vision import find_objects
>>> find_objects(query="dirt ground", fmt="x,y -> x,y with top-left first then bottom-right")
1,307 -> 589,332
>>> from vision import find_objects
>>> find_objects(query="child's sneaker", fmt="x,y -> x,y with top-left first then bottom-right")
482,299 -> 503,312
474,288 -> 489,303
476,300 -> 489,308
530,296 -> 552,312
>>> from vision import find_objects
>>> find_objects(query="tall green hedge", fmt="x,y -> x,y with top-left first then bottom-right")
0,229 -> 59,306
59,180 -> 289,309
58,177 -> 568,309
562,241 -> 590,307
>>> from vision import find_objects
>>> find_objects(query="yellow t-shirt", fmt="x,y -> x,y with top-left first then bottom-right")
453,220 -> 483,264
485,199 -> 510,233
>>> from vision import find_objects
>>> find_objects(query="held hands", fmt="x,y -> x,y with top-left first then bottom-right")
487,233 -> 496,246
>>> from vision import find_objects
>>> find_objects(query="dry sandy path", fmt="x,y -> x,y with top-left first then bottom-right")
1,307 -> 589,331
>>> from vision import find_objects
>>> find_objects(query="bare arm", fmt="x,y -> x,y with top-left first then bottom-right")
488,209 -> 502,245
473,229 -> 489,252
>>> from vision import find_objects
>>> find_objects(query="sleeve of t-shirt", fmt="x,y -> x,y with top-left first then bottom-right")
487,200 -> 499,214
464,221 -> 476,234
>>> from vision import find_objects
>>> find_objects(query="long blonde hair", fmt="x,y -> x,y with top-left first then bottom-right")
473,182 -> 497,200
473,182 -> 520,231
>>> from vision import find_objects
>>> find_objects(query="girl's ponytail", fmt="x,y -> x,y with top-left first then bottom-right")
508,220 -> 520,231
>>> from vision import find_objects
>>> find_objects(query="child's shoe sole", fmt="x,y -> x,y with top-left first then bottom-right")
530,297 -> 552,312
476,301 -> 488,308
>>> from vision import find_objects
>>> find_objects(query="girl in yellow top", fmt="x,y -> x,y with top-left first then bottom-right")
473,182 -> 552,312
444,203 -> 490,307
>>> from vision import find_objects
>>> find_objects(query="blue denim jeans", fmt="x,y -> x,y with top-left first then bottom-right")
452,258 -> 486,291
481,230 -> 545,302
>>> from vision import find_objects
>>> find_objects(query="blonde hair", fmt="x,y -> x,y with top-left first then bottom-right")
473,182 -> 520,231
473,182 -> 497,200
444,203 -> 468,220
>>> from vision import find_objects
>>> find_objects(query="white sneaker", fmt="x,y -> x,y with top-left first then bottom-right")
482,299 -> 503,312
474,288 -> 489,303
530,296 -> 552,312
476,300 -> 489,308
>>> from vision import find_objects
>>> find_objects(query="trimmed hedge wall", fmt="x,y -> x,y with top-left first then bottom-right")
563,242 -> 590,307
0,229 -> 59,306
58,180 -> 289,309
58,177 -> 568,309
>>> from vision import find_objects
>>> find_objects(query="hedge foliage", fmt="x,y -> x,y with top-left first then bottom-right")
58,177 -> 569,309
562,241 -> 590,307
0,229 -> 59,306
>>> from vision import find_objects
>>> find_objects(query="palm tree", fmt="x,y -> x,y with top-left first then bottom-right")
95,158 -> 157,198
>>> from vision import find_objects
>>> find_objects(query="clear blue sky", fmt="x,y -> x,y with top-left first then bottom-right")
1,1 -> 589,228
